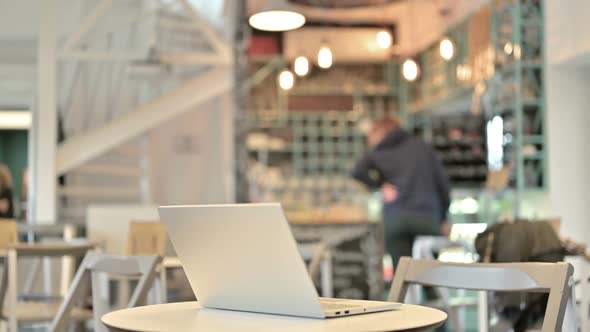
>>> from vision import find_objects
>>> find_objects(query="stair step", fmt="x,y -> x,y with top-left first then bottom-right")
75,164 -> 142,177
110,144 -> 141,158
58,207 -> 87,220
58,186 -> 141,199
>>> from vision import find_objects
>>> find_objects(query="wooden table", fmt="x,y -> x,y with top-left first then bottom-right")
289,220 -> 384,300
102,301 -> 447,332
0,241 -> 97,331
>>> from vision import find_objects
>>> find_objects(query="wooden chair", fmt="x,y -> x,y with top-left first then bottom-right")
127,221 -> 168,303
0,219 -> 18,248
50,251 -> 161,332
0,219 -> 18,323
0,239 -> 95,331
388,257 -> 578,332
127,221 -> 167,257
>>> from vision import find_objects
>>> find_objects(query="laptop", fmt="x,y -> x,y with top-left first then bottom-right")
158,203 -> 400,318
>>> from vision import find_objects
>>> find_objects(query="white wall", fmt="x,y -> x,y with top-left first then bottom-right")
545,0 -> 590,66
545,66 -> 590,244
545,0 -> 590,245
148,92 -> 234,205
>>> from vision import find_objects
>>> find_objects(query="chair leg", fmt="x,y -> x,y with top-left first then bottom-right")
448,306 -> 463,332
579,264 -> 590,332
91,272 -> 110,332
7,250 -> 17,332
159,267 -> 167,303
478,291 -> 489,332
562,282 -> 579,332
150,275 -> 161,304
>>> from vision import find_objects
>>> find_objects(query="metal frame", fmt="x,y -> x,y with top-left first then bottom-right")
490,0 -> 547,215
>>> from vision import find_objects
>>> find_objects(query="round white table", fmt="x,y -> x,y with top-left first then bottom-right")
102,301 -> 447,332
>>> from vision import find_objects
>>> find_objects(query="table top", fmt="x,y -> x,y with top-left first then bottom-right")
0,240 -> 97,257
102,301 -> 446,332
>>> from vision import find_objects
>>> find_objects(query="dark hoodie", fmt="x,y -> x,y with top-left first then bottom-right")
352,129 -> 450,222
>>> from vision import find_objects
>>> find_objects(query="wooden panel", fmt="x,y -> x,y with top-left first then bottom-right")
248,35 -> 281,57
287,95 -> 353,111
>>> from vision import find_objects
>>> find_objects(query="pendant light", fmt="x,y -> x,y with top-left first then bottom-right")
249,0 -> 306,32
376,30 -> 393,49
402,59 -> 419,81
317,42 -> 333,69
293,55 -> 310,76
439,37 -> 455,61
278,70 -> 295,90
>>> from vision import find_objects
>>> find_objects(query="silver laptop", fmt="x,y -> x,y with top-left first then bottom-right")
158,203 -> 400,318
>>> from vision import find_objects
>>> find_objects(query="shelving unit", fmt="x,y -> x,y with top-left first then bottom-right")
246,111 -> 371,208
490,0 -> 547,214
434,115 -> 487,188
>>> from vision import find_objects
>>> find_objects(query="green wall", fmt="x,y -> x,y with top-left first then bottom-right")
0,130 -> 28,201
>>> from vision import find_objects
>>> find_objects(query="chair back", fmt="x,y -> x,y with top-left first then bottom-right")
388,257 -> 576,332
127,221 -> 167,256
0,219 -> 17,323
0,219 -> 18,249
50,251 -> 161,332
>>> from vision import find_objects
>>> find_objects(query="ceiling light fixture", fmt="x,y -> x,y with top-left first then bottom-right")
249,0 -> 306,32
402,59 -> 419,81
278,70 -> 295,90
317,44 -> 333,69
376,30 -> 393,49
293,56 -> 310,76
0,111 -> 32,130
439,38 -> 455,61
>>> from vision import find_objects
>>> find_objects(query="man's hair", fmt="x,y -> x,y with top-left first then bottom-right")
371,116 -> 401,135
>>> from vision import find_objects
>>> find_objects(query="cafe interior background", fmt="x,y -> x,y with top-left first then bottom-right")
0,0 -> 589,330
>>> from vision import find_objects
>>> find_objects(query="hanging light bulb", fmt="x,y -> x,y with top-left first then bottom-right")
376,30 -> 392,49
439,38 -> 455,61
293,56 -> 310,76
317,44 -> 333,69
504,42 -> 513,55
278,70 -> 295,90
402,59 -> 419,81
249,0 -> 306,32
513,44 -> 522,59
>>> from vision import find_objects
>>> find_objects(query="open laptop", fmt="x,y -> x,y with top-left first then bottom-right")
158,203 -> 400,318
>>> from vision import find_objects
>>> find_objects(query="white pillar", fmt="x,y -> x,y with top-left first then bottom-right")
29,0 -> 60,224
546,66 -> 590,246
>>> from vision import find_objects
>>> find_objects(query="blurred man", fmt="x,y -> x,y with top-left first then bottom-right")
352,117 -> 450,268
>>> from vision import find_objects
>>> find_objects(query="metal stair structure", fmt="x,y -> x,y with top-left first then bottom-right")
55,0 -> 233,224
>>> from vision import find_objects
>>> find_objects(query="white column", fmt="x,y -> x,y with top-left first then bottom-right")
29,0 -> 60,224
545,66 -> 590,246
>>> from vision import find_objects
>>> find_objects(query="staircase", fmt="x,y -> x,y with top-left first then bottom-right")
58,141 -> 147,223
56,0 -> 232,225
